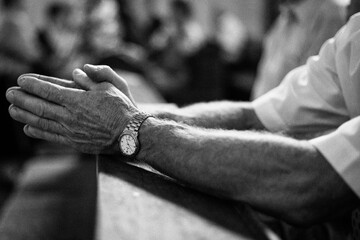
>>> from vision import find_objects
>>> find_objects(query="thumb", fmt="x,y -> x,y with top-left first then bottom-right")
83,65 -> 125,88
83,64 -> 136,104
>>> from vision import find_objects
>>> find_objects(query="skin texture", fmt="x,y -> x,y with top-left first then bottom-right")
5,65 -> 359,226
6,68 -> 137,154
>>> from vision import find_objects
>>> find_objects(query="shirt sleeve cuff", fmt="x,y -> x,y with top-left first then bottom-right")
252,92 -> 288,132
310,130 -> 360,199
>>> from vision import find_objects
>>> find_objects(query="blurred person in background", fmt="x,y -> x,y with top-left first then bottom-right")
213,10 -> 249,67
0,0 -> 40,81
116,0 -> 144,47
36,1 -> 83,78
86,0 -> 146,74
143,0 -> 166,51
86,0 -> 122,63
145,0 -> 206,104
251,0 -> 346,99
0,0 -> 39,211
168,0 -> 205,58
212,9 -> 262,101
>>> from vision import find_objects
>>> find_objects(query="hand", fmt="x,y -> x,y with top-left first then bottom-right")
18,65 -> 136,105
76,64 -> 137,106
18,73 -> 81,89
76,65 -> 182,118
6,74 -> 139,154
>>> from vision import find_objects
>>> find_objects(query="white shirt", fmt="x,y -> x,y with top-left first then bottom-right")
253,13 -> 360,198
251,0 -> 346,99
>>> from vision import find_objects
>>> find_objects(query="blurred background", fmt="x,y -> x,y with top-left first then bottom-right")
0,0 -> 354,216
0,0 -> 270,103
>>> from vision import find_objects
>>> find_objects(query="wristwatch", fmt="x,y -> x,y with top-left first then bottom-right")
118,112 -> 153,158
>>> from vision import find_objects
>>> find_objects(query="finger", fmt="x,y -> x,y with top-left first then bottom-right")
20,74 -> 80,89
83,64 -> 128,90
6,89 -> 68,120
24,125 -> 101,154
24,125 -> 71,146
6,86 -> 20,97
17,75 -> 84,105
9,105 -> 65,134
83,64 -> 136,103
72,68 -> 96,91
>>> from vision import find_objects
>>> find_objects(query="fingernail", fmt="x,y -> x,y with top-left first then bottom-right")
18,75 -> 39,85
6,90 -> 14,101
17,76 -> 25,84
23,125 -> 31,136
20,73 -> 38,78
8,105 -> 16,113
18,73 -> 34,81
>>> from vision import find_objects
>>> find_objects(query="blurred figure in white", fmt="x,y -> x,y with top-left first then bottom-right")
88,0 -> 122,58
213,10 -> 248,63
251,0 -> 346,99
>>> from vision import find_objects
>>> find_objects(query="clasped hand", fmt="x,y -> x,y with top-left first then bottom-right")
6,65 -> 139,154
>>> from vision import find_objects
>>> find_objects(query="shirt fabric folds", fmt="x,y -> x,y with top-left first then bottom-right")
253,13 -> 360,198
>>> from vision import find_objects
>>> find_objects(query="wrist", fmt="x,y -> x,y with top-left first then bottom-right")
117,112 -> 154,158
136,117 -> 164,161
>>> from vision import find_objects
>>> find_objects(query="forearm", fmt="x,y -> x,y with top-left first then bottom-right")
141,101 -> 264,130
138,118 -> 357,225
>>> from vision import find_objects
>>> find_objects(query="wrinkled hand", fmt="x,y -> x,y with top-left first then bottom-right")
6,74 -> 139,154
79,64 -> 137,106
18,65 -> 136,104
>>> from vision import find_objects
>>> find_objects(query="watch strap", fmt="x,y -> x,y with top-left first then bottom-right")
124,112 -> 154,137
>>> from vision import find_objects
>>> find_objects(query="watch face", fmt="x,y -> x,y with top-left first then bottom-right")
120,134 -> 137,156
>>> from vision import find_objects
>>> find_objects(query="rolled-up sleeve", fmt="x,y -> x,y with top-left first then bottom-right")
253,13 -> 360,198
252,36 -> 349,134
310,118 -> 360,198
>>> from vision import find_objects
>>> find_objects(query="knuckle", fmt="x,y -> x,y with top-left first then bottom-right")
102,82 -> 113,89
41,84 -> 52,99
101,65 -> 114,76
55,134 -> 64,144
43,83 -> 66,104
56,88 -> 66,103
51,86 -> 61,101
53,122 -> 63,134
102,65 -> 111,72
118,76 -> 128,85
36,102 -> 45,117
37,118 -> 48,131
